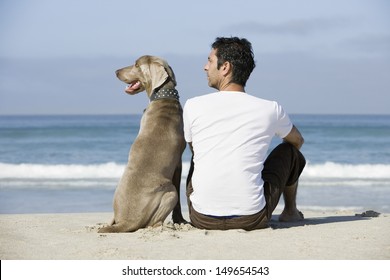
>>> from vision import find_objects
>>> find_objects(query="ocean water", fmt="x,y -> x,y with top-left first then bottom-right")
0,114 -> 389,214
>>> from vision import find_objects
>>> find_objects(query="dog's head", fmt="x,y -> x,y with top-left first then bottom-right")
116,55 -> 176,97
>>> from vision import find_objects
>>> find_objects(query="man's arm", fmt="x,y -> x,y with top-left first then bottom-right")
283,125 -> 304,150
188,142 -> 194,154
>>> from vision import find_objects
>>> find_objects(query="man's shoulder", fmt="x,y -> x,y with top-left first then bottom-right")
244,93 -> 279,107
185,92 -> 218,105
185,92 -> 280,109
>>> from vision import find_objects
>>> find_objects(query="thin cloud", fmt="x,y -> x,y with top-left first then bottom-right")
341,33 -> 390,57
221,17 -> 350,36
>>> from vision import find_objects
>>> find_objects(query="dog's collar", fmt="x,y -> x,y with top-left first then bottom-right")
150,88 -> 179,102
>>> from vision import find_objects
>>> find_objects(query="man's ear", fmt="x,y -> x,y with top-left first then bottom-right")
221,61 -> 232,76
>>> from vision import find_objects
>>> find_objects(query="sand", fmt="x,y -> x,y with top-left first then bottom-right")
1,209 -> 389,260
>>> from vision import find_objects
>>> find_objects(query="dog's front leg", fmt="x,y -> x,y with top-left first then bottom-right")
171,162 -> 187,224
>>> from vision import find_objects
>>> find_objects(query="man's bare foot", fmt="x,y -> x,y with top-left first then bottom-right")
279,209 -> 304,222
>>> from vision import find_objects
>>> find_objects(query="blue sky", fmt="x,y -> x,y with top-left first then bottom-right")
0,0 -> 389,115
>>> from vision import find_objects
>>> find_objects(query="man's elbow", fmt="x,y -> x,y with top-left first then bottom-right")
297,135 -> 304,150
283,125 -> 304,150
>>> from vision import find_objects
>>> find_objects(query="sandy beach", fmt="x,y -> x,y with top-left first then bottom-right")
1,209 -> 389,260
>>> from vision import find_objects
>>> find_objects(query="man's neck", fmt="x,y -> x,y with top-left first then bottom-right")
218,82 -> 245,92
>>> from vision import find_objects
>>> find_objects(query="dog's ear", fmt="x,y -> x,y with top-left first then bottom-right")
142,61 -> 169,93
143,57 -> 177,93
165,65 -> 177,87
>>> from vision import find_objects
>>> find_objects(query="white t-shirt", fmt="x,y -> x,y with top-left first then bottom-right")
183,91 -> 292,216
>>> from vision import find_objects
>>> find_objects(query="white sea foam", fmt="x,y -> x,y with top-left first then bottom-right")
301,161 -> 390,179
0,162 -> 124,179
1,161 -> 389,180
1,162 -> 389,213
0,161 -> 389,191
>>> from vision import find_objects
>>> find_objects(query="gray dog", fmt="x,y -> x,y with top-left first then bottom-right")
98,55 -> 186,233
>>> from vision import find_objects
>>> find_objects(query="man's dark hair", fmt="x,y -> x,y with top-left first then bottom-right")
211,37 -> 256,87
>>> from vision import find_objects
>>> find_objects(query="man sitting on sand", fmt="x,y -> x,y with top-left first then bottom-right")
183,37 -> 306,230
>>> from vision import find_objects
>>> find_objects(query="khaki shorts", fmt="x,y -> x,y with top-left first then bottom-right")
186,143 -> 306,231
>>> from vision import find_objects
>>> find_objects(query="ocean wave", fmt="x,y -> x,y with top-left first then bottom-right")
302,161 -> 390,179
0,162 -> 124,179
0,180 -> 118,190
0,161 -> 389,180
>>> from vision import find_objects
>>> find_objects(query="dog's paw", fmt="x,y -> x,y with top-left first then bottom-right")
98,225 -> 114,233
172,214 -> 188,225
